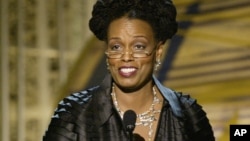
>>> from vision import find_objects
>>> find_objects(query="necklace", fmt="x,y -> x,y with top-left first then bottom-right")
111,85 -> 161,141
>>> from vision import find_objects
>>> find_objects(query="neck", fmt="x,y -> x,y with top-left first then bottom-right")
112,82 -> 155,114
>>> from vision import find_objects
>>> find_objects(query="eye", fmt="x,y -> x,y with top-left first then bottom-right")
109,44 -> 123,51
134,44 -> 146,51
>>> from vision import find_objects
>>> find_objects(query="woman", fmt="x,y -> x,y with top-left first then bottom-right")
43,0 -> 215,140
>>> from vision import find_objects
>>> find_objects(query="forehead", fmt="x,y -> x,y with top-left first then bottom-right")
107,17 -> 155,40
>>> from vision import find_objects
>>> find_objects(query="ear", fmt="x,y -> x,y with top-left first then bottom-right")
156,41 -> 164,60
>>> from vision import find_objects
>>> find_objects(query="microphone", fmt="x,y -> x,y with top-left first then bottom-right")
123,110 -> 137,141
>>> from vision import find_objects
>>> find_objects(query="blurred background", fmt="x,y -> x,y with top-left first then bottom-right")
0,0 -> 250,141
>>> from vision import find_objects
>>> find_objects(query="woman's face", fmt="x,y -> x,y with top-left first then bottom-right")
106,17 -> 163,90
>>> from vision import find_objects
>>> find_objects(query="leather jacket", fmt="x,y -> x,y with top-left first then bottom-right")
43,74 -> 215,141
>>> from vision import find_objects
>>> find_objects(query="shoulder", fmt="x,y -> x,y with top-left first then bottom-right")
63,86 -> 99,106
174,92 -> 205,117
174,92 -> 215,140
43,86 -> 101,140
159,87 -> 197,118
55,86 -> 100,119
173,91 -> 205,119
175,92 -> 197,109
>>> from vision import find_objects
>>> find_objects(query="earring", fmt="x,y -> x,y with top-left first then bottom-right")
154,60 -> 161,71
106,59 -> 110,70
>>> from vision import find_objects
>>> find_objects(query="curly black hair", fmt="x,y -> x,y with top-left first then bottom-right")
89,0 -> 178,42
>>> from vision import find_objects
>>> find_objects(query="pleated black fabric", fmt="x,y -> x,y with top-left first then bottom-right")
43,74 -> 215,141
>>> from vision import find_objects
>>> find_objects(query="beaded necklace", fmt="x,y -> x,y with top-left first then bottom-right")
111,85 -> 161,141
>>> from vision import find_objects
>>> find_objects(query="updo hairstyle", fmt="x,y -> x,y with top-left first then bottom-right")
89,0 -> 178,43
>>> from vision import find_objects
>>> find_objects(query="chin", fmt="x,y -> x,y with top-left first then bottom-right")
117,80 -> 136,87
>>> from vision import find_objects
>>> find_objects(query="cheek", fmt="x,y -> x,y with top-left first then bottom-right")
107,59 -> 119,72
108,59 -> 117,67
140,59 -> 155,71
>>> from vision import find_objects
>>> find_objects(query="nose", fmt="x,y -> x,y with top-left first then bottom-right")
121,49 -> 134,61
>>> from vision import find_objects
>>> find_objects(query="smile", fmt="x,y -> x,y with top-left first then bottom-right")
120,68 -> 136,73
118,67 -> 137,77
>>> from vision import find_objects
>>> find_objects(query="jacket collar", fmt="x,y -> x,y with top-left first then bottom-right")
153,75 -> 184,118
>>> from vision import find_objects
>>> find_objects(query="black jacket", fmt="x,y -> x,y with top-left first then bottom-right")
43,74 -> 215,141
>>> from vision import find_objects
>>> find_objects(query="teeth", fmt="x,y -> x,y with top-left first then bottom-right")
120,68 -> 136,73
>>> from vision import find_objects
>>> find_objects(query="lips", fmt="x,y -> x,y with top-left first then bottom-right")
118,67 -> 137,77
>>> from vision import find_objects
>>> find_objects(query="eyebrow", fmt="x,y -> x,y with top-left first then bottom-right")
108,35 -> 149,41
108,37 -> 121,41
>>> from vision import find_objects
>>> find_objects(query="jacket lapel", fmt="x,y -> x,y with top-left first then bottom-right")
90,73 -> 115,126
